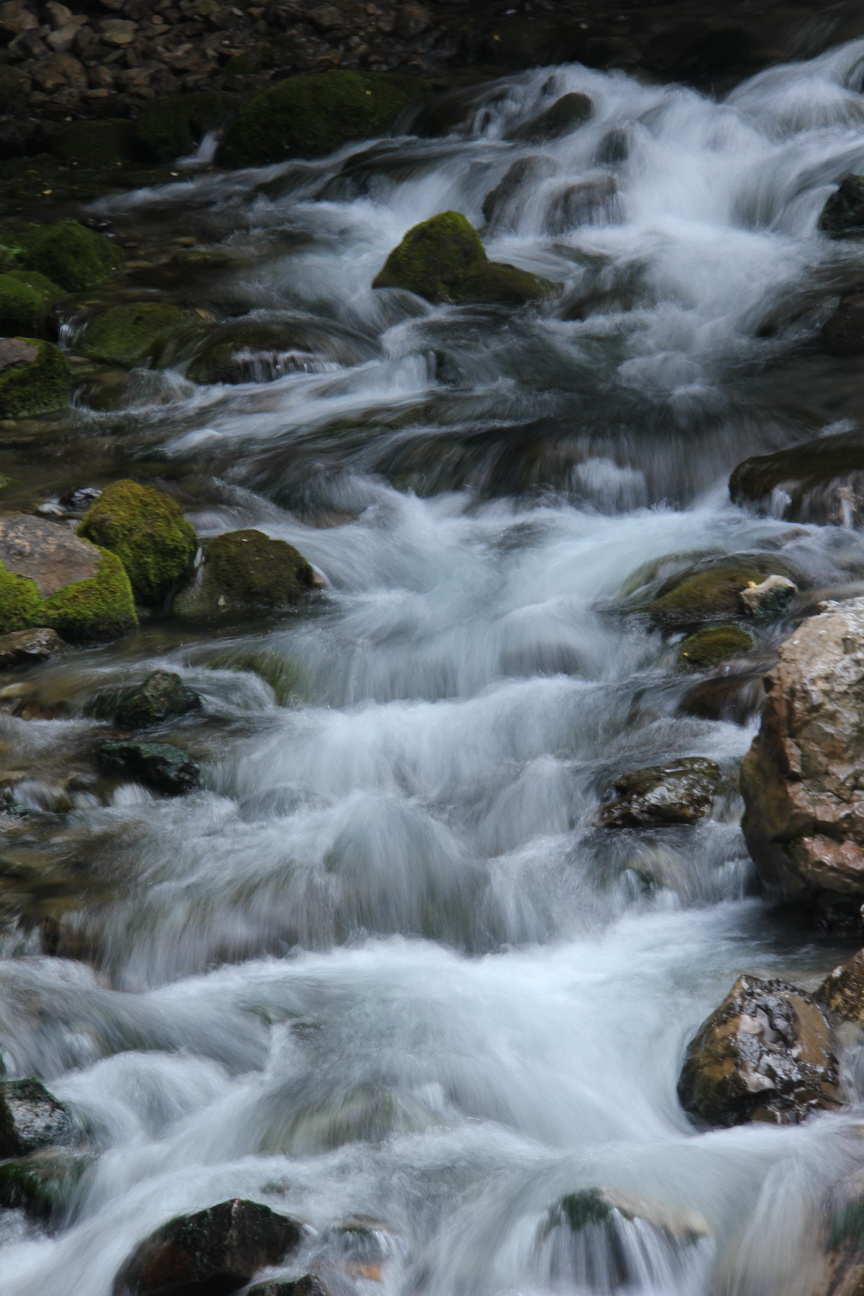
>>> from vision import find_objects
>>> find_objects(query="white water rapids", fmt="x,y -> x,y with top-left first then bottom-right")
7,37 -> 864,1296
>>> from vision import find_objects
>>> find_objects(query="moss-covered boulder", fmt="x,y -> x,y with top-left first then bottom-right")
0,270 -> 62,337
94,669 -> 202,729
216,70 -> 426,168
0,513 -> 137,643
136,91 -> 226,163
677,625 -> 754,669
15,221 -> 125,292
184,319 -> 364,386
818,174 -> 864,237
730,430 -> 864,525
638,553 -> 796,632
51,119 -> 140,170
80,302 -> 192,369
373,210 -> 551,306
509,91 -> 593,143
0,1147 -> 92,1222
0,337 -> 69,417
78,480 -> 197,607
173,529 -> 317,625
94,738 -> 201,795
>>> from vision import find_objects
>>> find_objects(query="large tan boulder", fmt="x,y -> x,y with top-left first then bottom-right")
740,596 -> 864,907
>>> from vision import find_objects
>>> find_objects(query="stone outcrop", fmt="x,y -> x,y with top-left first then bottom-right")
677,974 -> 842,1127
597,757 -> 723,828
740,596 -> 864,906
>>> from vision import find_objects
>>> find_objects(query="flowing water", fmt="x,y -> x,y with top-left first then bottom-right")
7,38 -> 864,1296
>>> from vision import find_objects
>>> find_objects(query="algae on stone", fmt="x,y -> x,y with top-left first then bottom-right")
0,337 -> 70,418
15,220 -> 125,292
0,562 -> 42,633
217,70 -> 426,167
640,553 -> 795,632
78,479 -> 197,607
677,625 -> 754,670
0,272 -> 59,337
173,529 -> 317,624
40,548 -> 137,644
81,302 -> 192,369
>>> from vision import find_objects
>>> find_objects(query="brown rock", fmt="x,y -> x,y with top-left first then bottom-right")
740,596 -> 864,904
597,757 -> 723,828
677,974 -> 842,1127
0,339 -> 38,376
0,626 -> 66,670
815,949 -> 864,1023
0,1 -> 38,36
47,24 -> 82,52
0,514 -> 100,597
98,17 -> 138,43
45,2 -> 77,29
31,52 -> 87,93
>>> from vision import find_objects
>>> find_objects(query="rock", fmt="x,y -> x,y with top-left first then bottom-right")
822,293 -> 864,355
0,626 -> 65,670
0,271 -> 62,338
98,17 -> 137,44
0,336 -> 69,418
0,1078 -> 76,1158
0,1 -> 38,36
135,91 -> 225,163
94,739 -> 201,795
544,174 -> 619,234
173,529 -> 317,625
678,671 -> 764,725
15,220 -> 124,293
739,573 -> 797,617
677,974 -> 842,1127
394,2 -> 431,39
815,950 -> 864,1023
818,175 -> 864,237
183,320 -> 363,386
509,91 -> 594,143
80,303 -> 192,369
78,479 -> 197,607
638,552 -> 797,633
677,625 -> 754,669
0,1147 -> 91,1222
730,430 -> 864,526
112,1198 -> 303,1296
31,53 -> 87,96
247,1279 -> 329,1296
104,670 -> 202,729
0,512 -> 137,643
216,70 -> 427,168
597,757 -> 723,828
740,596 -> 864,906
373,210 -> 551,306
482,155 -> 557,227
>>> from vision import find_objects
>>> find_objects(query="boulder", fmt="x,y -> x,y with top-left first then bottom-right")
135,91 -> 226,163
818,175 -> 864,237
597,757 -> 723,828
80,303 -> 192,369
112,1198 -> 303,1296
0,512 -> 137,643
78,479 -> 197,607
94,739 -> 201,796
815,950 -> 864,1024
172,529 -> 317,625
104,670 -> 203,730
0,270 -> 62,338
0,626 -> 65,670
183,319 -> 366,386
248,1280 -> 329,1296
0,1146 -> 91,1221
677,974 -> 842,1127
216,71 -> 426,168
0,1078 -> 76,1158
730,430 -> 864,526
822,293 -> 864,355
509,91 -> 593,143
482,155 -> 557,227
739,574 -> 797,618
0,336 -> 70,418
740,596 -> 864,906
677,625 -> 754,670
373,210 -> 551,306
638,552 -> 797,632
14,220 -> 124,293
678,671 -> 764,726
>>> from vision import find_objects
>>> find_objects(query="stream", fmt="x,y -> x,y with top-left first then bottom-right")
6,36 -> 864,1296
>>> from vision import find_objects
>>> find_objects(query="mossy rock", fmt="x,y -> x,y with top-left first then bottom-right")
0,337 -> 70,418
207,647 -> 301,705
51,119 -> 141,170
0,1148 -> 92,1222
509,91 -> 593,143
0,561 -> 42,633
15,221 -> 125,293
677,625 -> 754,669
217,70 -> 427,168
136,91 -> 227,163
818,175 -> 864,237
173,529 -> 317,625
94,738 -> 201,795
90,669 -> 202,729
78,479 -> 197,607
0,272 -> 59,337
40,548 -> 137,643
639,553 -> 795,632
730,430 -> 864,525
80,302 -> 192,369
373,210 -> 551,306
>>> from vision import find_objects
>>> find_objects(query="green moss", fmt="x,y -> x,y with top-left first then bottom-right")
81,302 -> 192,368
16,221 -> 125,293
0,338 -> 70,418
0,563 -> 42,633
78,479 -> 197,607
174,529 -> 316,624
51,119 -> 140,169
0,274 -> 50,337
0,1149 -> 91,1222
678,624 -> 754,669
207,647 -> 302,705
40,548 -> 137,644
136,91 -> 226,163
641,554 -> 794,632
217,71 -> 426,168
457,262 -> 549,304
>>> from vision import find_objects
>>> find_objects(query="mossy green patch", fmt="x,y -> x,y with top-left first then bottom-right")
136,91 -> 226,163
173,529 -> 316,624
0,1149 -> 92,1222
78,479 -> 197,607
678,624 -> 754,669
0,563 -> 42,633
0,338 -> 70,418
207,647 -> 302,705
0,274 -> 51,337
81,302 -> 192,368
15,221 -> 125,293
640,554 -> 795,632
51,119 -> 140,170
373,210 -> 551,305
40,548 -> 137,644
217,70 -> 426,168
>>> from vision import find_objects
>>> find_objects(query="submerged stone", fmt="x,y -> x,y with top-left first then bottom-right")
0,1078 -> 76,1159
247,1279 -> 330,1296
94,739 -> 201,795
81,303 -> 192,369
78,479 -> 197,607
106,670 -> 203,730
818,175 -> 864,237
677,625 -> 754,670
822,293 -> 864,355
0,336 -> 69,417
509,91 -> 593,143
0,1146 -> 91,1222
173,529 -> 317,625
597,757 -> 723,828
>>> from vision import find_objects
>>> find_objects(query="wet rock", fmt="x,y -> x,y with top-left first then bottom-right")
103,670 -> 203,730
0,1146 -> 91,1222
78,479 -> 197,607
247,1279 -> 329,1296
678,671 -> 764,725
0,270 -> 62,338
184,320 -> 342,387
544,174 -> 619,234
730,430 -> 864,526
0,513 -> 137,643
0,626 -> 65,670
677,625 -> 754,669
14,220 -> 124,292
0,336 -> 69,418
509,91 -> 594,143
373,210 -> 551,306
216,71 -> 427,168
677,974 -> 842,1127
818,175 -> 864,237
112,1198 -> 303,1296
0,1078 -> 76,1158
638,552 -> 797,632
740,595 -> 864,906
739,574 -> 797,617
94,738 -> 201,795
173,529 -> 317,625
597,757 -> 723,828
80,303 -> 192,369
135,91 -> 226,163
815,949 -> 864,1024
482,155 -> 557,227
823,293 -> 864,355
